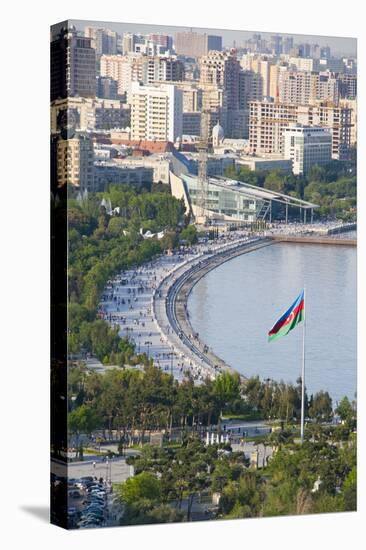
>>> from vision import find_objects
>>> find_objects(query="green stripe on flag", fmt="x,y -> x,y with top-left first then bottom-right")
268,308 -> 305,342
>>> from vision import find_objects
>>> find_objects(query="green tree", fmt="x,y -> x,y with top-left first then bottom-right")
117,472 -> 161,506
213,372 -> 241,433
336,396 -> 354,425
68,404 -> 100,437
180,225 -> 198,245
107,216 -> 125,236
309,391 -> 333,422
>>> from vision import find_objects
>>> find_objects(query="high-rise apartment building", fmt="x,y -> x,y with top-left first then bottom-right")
100,54 -> 144,100
289,56 -> 319,72
199,50 -> 245,137
297,43 -> 312,57
317,73 -> 340,104
239,70 -> 263,137
148,34 -> 173,52
51,26 -> 96,100
182,112 -> 201,136
297,103 -> 353,160
130,82 -> 183,142
283,125 -> 332,174
142,56 -> 185,84
279,70 -> 314,105
320,46 -> 331,59
339,99 -> 357,146
53,133 -> 95,191
201,85 -> 227,137
338,74 -> 357,99
278,70 -> 339,105
241,54 -> 276,97
121,33 -> 146,54
249,100 -> 298,154
51,97 -> 130,133
270,35 -> 283,55
250,99 -> 353,159
84,26 -> 118,55
101,54 -> 185,101
96,76 -> 118,99
174,31 -> 222,57
283,37 -> 294,55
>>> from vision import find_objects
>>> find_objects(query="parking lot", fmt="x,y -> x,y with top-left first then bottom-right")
68,456 -> 134,484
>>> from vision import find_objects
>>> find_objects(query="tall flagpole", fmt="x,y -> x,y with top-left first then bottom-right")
300,287 -> 306,444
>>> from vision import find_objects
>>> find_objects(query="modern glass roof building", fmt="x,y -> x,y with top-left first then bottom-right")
170,172 -> 319,223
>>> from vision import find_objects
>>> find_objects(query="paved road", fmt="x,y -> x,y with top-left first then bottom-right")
67,457 -> 134,484
90,223 -> 345,383
96,231 -> 256,381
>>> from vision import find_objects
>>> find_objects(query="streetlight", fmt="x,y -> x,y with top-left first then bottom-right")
144,340 -> 152,359
170,345 -> 174,376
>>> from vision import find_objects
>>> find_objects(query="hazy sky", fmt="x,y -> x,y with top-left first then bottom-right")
58,18 -> 357,57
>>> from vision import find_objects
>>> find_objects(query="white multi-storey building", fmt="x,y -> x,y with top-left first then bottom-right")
283,125 -> 332,175
100,54 -> 144,100
278,70 -> 339,105
249,100 -> 353,160
289,56 -> 319,72
130,82 -> 183,142
84,26 -> 118,56
101,54 -> 185,102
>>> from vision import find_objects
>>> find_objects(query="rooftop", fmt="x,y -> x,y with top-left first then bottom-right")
183,173 -> 319,209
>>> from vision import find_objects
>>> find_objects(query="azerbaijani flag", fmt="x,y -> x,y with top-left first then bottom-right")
268,290 -> 305,343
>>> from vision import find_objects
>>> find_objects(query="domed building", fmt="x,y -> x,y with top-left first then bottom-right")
212,122 -> 224,147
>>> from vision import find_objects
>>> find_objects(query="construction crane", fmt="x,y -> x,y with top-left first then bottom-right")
196,109 -> 211,224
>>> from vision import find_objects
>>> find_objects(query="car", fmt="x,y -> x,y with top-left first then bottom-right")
83,513 -> 104,522
88,496 -> 104,503
85,506 -> 104,512
78,520 -> 100,528
86,504 -> 104,511
68,490 -> 82,498
87,485 -> 103,493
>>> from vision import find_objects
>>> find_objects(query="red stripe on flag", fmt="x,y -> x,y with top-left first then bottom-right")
268,299 -> 304,335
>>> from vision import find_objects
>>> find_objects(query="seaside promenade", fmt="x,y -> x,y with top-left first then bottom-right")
96,231 -> 260,380
95,222 -> 356,383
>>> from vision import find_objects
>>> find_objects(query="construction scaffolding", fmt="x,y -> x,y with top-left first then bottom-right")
196,109 -> 211,223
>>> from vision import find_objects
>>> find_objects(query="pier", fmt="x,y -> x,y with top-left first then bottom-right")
270,235 -> 356,246
157,231 -> 356,378
158,238 -> 274,379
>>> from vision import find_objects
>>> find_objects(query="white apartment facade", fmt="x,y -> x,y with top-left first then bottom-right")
50,97 -> 130,133
278,70 -> 339,105
249,100 -> 353,160
100,54 -> 144,99
283,125 -> 332,175
56,133 -> 95,191
130,82 -> 183,142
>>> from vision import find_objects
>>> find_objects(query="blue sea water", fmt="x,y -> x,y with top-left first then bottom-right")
188,243 -> 357,405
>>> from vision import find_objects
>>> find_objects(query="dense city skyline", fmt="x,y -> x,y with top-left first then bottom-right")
68,18 -> 357,56
50,18 -> 357,530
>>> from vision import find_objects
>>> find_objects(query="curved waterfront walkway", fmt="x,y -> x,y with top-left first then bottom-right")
153,237 -> 274,380
96,222 -> 355,384
98,233 -> 265,382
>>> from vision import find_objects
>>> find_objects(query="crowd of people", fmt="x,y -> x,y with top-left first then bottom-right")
97,231 -> 254,381
96,221 -> 344,381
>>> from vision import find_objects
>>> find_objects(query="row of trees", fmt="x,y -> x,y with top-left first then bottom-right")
68,367 -> 242,441
224,158 -> 356,221
68,186 -> 187,363
68,365 -> 356,441
114,430 -> 356,524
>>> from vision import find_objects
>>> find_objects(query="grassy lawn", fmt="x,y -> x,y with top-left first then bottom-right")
222,413 -> 264,422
